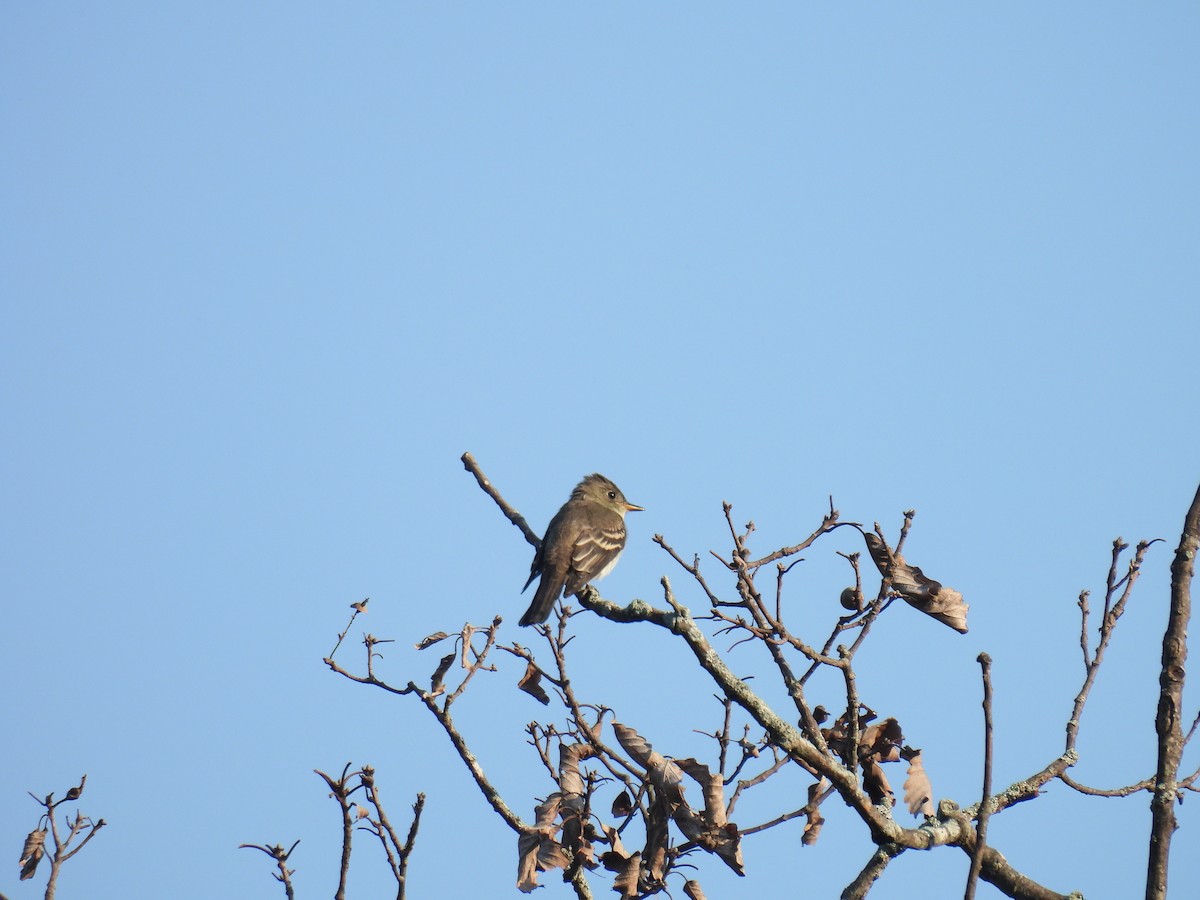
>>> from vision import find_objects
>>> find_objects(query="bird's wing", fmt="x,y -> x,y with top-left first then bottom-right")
564,522 -> 627,595
521,541 -> 544,593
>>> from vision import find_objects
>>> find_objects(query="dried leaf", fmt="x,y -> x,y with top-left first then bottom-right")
414,631 -> 451,650
350,598 -> 369,613
902,748 -> 935,817
355,804 -> 370,819
675,758 -> 728,827
459,624 -> 476,669
610,849 -> 642,899
599,824 -> 641,895
612,724 -> 744,876
863,532 -> 969,633
429,652 -> 455,694
862,758 -> 894,807
611,723 -> 684,800
611,790 -> 633,818
558,743 -> 596,798
516,795 -> 567,893
561,808 -> 596,879
801,809 -> 825,846
517,662 -> 550,705
19,828 -> 46,880
601,823 -> 628,859
683,879 -> 708,900
643,801 -> 671,886
802,779 -> 826,846
533,793 -> 562,829
64,774 -> 87,801
860,717 -> 904,763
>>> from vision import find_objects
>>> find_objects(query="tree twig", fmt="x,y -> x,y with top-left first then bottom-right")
1146,482 -> 1200,900
315,763 -> 360,900
461,452 -> 539,548
238,841 -> 300,900
966,653 -> 994,900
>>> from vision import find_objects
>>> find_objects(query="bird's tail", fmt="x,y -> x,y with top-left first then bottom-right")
519,576 -> 561,626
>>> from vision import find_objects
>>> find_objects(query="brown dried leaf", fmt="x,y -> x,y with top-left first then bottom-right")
612,723 -> 684,801
863,533 -> 969,633
902,749 -> 935,817
675,758 -> 728,827
561,809 -> 597,878
600,825 -> 641,895
19,828 -> 46,880
612,723 -> 744,876
516,795 -> 568,893
802,780 -> 826,846
558,743 -> 596,797
64,774 -> 87,801
610,849 -> 642,899
683,879 -> 708,900
801,809 -> 825,846
600,823 -> 629,860
862,757 -> 894,807
611,790 -> 634,818
414,631 -> 451,650
517,662 -> 550,705
516,834 -> 569,893
429,652 -> 455,694
860,717 -> 904,762
643,799 -> 671,886
532,793 -> 562,829
823,706 -> 883,760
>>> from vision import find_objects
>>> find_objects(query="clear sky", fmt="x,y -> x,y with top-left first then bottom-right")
3,4 -> 1197,898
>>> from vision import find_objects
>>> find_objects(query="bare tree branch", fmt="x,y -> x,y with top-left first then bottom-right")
1065,539 -> 1155,756
576,584 -> 1078,898
1146,482 -> 1200,900
965,653 -> 995,900
461,451 -> 540,548
19,777 -> 105,900
842,845 -> 901,900
238,841 -> 300,900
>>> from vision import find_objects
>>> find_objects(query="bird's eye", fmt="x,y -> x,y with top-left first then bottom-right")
608,490 -> 617,499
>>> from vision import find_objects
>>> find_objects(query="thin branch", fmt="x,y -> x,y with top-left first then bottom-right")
1058,772 -> 1151,797
21,778 -> 105,900
330,600 -> 368,658
842,845 -> 902,900
1146,482 -> 1200,900
726,753 -> 790,817
239,841 -> 300,900
458,454 -> 1090,899
359,766 -> 424,900
966,653 -> 995,900
461,451 -> 539,547
742,509 -> 849,570
315,764 -> 359,900
655,534 -> 724,608
1065,539 -> 1155,754
398,793 -> 426,899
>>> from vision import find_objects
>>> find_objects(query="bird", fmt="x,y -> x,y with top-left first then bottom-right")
520,473 -> 644,626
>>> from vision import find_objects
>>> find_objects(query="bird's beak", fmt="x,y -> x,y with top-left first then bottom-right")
624,502 -> 645,512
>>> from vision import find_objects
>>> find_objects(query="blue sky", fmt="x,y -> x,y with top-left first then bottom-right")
3,4 -> 1197,898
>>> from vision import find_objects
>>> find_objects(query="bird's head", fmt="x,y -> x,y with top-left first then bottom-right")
574,473 -> 644,516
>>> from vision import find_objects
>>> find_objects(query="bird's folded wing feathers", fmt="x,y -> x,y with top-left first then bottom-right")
568,524 -> 626,586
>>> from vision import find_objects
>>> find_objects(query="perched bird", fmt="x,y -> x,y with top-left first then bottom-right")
520,473 -> 644,626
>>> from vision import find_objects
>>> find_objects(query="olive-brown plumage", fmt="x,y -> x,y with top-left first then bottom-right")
520,474 -> 643,626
